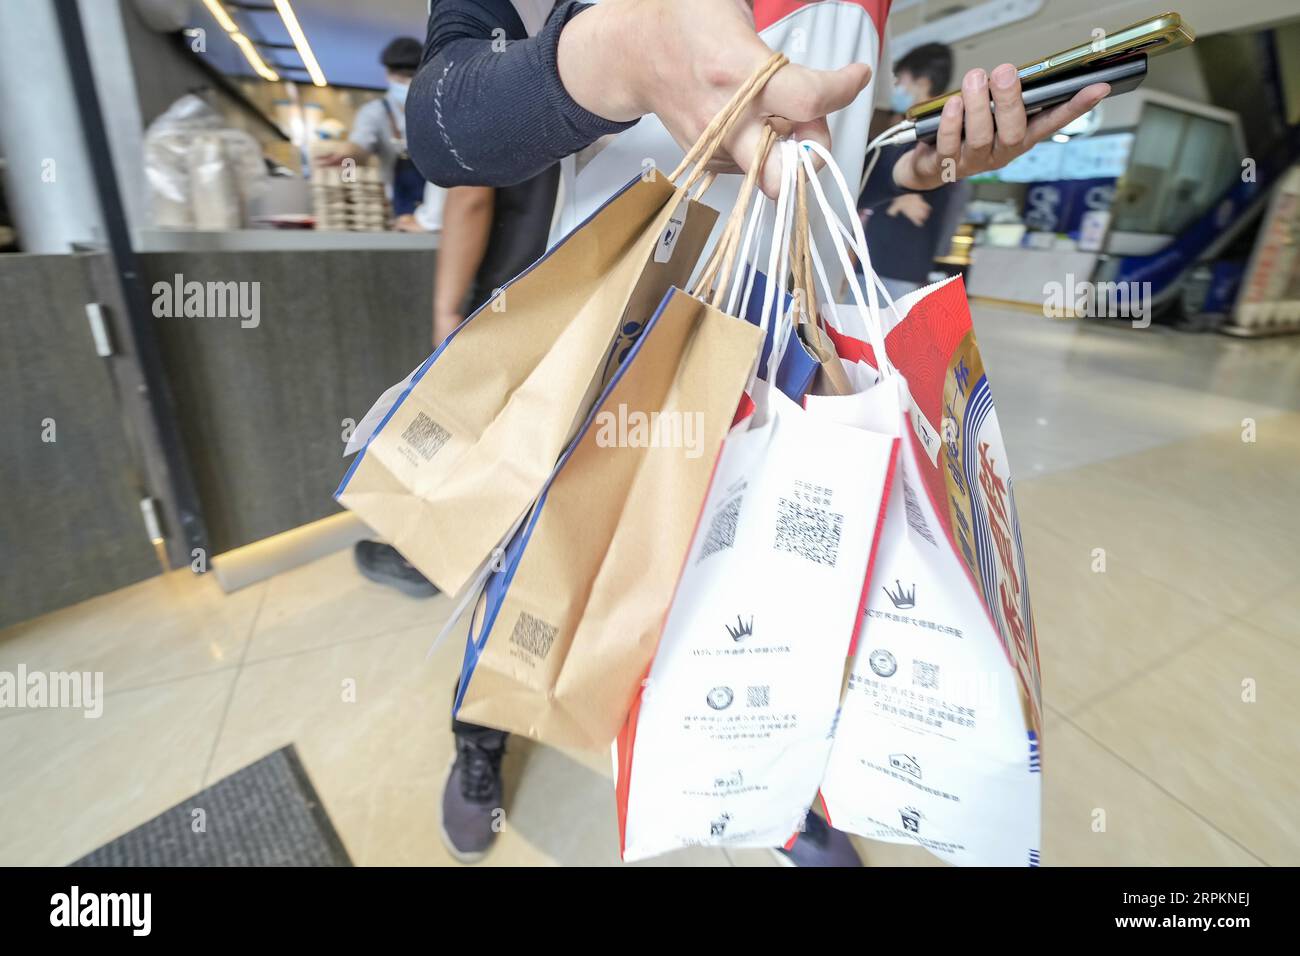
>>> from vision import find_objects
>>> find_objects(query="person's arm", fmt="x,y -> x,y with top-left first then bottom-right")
860,64 -> 1108,205
318,102 -> 382,166
408,1 -> 633,187
408,0 -> 870,190
411,1 -> 1107,197
891,63 -> 1108,191
860,145 -> 910,210
315,140 -> 372,166
887,192 -> 932,228
433,186 -> 494,345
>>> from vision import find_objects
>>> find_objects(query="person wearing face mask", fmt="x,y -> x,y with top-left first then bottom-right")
861,42 -> 962,302
318,37 -> 427,225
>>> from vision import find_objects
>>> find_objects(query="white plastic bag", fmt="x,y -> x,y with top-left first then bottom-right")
143,94 -> 267,230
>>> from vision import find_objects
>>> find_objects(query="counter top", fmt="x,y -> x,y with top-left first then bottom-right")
133,228 -> 439,254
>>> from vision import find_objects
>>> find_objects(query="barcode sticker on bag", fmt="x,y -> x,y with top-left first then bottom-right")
509,611 -> 557,662
400,411 -> 451,461
908,396 -> 942,466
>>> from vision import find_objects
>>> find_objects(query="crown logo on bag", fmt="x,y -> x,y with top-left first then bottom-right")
883,580 -> 916,610
724,615 -> 754,642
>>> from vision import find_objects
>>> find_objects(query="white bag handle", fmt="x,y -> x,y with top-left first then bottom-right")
766,140 -> 804,383
806,210 -> 906,335
817,194 -> 909,335
797,140 -> 897,378
748,137 -> 798,393
791,146 -> 906,345
729,185 -> 767,319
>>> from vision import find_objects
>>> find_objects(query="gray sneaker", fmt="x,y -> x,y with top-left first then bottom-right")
440,736 -> 506,863
773,812 -> 863,867
353,541 -> 439,598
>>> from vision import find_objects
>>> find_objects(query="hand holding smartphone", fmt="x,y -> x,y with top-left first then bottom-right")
906,12 -> 1194,123
910,54 -> 1148,145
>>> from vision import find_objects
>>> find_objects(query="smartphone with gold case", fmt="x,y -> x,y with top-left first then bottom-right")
904,11 -> 1195,121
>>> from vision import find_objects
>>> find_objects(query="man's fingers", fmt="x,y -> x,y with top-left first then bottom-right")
988,63 -> 1026,150
792,117 -> 832,174
759,61 -> 872,122
717,59 -> 873,200
726,121 -> 780,199
703,156 -> 745,175
960,68 -> 994,158
1026,83 -> 1110,145
729,117 -> 829,200
934,94 -> 964,172
721,60 -> 872,199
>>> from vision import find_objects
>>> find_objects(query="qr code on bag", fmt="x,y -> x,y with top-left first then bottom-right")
509,611 -> 557,661
912,659 -> 939,689
699,494 -> 742,563
401,411 -> 451,461
774,497 -> 843,566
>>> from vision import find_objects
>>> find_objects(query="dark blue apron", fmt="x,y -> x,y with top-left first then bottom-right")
382,98 -> 425,217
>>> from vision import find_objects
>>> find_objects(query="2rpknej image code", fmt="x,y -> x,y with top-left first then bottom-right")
510,611 -> 557,661
774,497 -> 843,566
401,411 -> 451,461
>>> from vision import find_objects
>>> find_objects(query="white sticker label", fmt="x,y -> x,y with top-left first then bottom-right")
654,200 -> 689,263
909,397 -> 942,467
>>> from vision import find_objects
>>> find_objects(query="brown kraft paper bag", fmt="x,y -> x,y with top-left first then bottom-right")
455,287 -> 763,748
336,54 -> 789,597
337,178 -> 717,594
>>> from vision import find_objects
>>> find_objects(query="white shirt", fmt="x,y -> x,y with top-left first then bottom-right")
512,0 -> 555,35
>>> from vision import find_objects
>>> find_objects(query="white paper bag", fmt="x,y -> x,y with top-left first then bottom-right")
616,380 -> 896,860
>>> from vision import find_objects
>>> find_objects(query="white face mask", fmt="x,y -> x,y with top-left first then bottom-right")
890,83 -> 917,114
388,80 -> 409,107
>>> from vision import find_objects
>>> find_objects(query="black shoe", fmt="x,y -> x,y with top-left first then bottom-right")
353,541 -> 438,598
773,811 -> 863,867
440,735 -> 506,863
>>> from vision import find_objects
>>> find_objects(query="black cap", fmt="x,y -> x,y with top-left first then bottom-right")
381,36 -> 422,75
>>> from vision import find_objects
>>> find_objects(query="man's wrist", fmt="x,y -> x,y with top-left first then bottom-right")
891,150 -> 926,192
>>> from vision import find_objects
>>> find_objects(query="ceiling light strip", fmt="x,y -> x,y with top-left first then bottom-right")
201,0 -> 280,82
272,0 -> 327,87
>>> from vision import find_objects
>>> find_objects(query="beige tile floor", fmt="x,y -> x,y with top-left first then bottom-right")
2,307 -> 1298,867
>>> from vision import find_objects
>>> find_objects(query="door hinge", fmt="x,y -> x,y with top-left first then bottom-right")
85,302 -> 114,356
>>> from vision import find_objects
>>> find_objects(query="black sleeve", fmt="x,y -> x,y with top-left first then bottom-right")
858,144 -> 912,210
408,0 -> 638,187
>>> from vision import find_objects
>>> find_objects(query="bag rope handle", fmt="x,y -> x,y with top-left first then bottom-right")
669,52 -> 788,191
